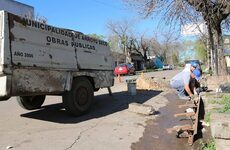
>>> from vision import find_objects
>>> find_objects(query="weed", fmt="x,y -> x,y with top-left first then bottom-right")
208,95 -> 230,113
219,95 -> 230,113
202,139 -> 216,150
204,112 -> 211,124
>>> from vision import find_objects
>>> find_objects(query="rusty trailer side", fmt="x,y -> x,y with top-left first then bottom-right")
0,10 -> 114,99
170,95 -> 202,145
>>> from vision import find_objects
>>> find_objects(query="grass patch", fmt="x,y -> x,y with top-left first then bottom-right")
204,112 -> 211,124
219,95 -> 230,113
208,95 -> 230,113
202,139 -> 216,150
145,69 -> 156,72
208,95 -> 224,104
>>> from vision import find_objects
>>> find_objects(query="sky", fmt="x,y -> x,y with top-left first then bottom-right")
16,0 -> 163,37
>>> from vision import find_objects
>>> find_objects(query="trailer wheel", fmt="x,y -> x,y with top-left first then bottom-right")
63,77 -> 94,116
17,95 -> 46,110
0,96 -> 10,101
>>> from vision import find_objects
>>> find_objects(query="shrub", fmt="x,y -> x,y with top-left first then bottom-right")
202,139 -> 216,150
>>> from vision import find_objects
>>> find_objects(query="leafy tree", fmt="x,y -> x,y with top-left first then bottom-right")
107,19 -> 183,66
123,0 -> 230,75
87,34 -> 105,40
106,20 -> 133,63
172,52 -> 179,65
194,39 -> 207,64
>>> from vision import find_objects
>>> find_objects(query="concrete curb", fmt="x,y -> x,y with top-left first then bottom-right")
210,113 -> 230,139
128,103 -> 155,115
203,93 -> 230,150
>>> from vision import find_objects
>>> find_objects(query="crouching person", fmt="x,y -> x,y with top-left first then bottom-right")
189,68 -> 201,95
170,67 -> 201,100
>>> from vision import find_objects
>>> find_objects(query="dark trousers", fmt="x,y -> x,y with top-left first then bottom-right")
184,78 -> 200,96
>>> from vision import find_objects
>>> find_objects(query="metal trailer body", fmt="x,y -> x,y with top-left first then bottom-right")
0,11 -> 114,115
0,0 -> 34,18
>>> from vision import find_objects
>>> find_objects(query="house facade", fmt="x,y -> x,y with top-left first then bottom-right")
111,52 -> 144,71
223,35 -> 230,72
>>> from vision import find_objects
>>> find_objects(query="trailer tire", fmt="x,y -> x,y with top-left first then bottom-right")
17,95 -> 46,110
0,96 -> 10,101
63,77 -> 94,116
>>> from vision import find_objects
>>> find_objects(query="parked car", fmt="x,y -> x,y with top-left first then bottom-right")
163,64 -> 173,70
114,63 -> 135,75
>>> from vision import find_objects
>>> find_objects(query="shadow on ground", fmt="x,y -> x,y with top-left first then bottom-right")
20,90 -> 162,124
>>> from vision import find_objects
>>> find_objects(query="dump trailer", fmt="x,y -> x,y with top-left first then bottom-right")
0,11 -> 114,116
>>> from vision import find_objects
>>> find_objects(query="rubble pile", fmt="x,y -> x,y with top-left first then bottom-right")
136,74 -> 168,90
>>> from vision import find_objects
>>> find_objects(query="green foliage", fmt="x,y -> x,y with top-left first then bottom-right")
209,98 -> 224,105
87,34 -> 105,40
194,40 -> 207,63
172,52 -> 179,65
145,68 -> 156,72
204,112 -> 211,124
209,95 -> 230,113
202,139 -> 216,150
219,95 -> 230,113
203,67 -> 213,75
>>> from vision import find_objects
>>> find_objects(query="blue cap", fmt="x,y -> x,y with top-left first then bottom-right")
191,62 -> 198,68
193,69 -> 201,80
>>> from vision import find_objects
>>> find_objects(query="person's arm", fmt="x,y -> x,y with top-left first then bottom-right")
184,84 -> 193,97
183,72 -> 194,97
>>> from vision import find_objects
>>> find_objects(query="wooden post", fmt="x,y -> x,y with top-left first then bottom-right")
117,74 -> 122,83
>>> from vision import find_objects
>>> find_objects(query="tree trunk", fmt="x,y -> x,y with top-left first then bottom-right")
163,51 -> 167,64
143,50 -> 147,61
212,24 -> 228,75
207,23 -> 217,75
206,39 -> 211,72
126,51 -> 132,63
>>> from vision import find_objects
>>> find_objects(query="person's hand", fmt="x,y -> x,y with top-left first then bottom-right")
189,94 -> 195,101
189,95 -> 198,101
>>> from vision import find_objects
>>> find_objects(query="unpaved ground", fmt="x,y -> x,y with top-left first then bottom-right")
132,93 -> 192,150
0,70 -> 183,150
131,81 -> 211,150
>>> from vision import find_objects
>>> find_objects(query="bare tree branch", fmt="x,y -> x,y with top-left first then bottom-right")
123,0 -> 230,75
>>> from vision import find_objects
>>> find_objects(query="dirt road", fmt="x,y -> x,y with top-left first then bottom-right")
131,93 -> 192,150
0,70 -> 181,150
